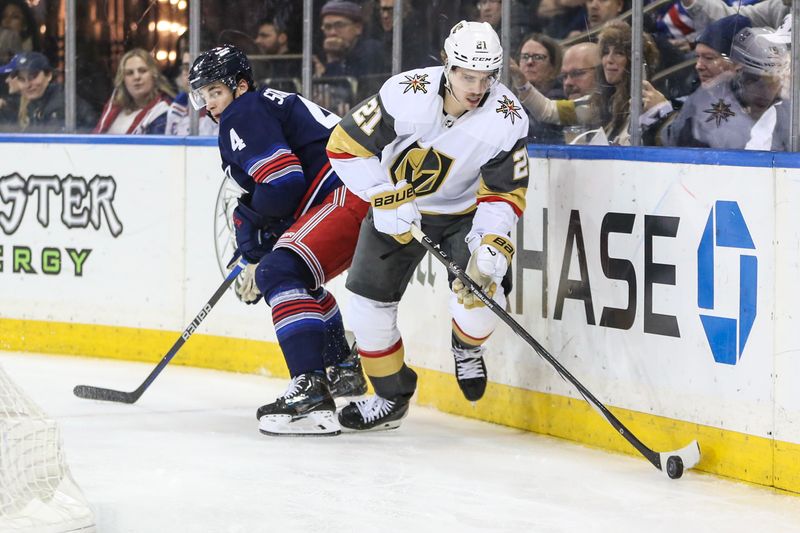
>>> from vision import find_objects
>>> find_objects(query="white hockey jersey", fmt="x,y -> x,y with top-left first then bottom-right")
326,66 -> 530,220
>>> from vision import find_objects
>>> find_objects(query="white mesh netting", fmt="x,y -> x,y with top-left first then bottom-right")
0,364 -> 95,533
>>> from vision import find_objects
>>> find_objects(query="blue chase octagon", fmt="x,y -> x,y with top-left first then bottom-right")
697,201 -> 757,365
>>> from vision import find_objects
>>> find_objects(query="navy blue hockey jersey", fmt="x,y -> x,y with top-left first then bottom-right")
218,87 -> 342,222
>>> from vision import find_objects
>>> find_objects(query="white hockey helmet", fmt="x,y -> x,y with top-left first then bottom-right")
730,27 -> 788,76
444,20 -> 503,73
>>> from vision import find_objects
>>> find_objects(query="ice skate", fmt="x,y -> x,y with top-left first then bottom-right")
326,344 -> 368,400
338,394 -> 410,432
453,345 -> 487,401
257,372 -> 340,436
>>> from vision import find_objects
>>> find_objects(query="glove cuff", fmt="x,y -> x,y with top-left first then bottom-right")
370,181 -> 415,209
481,234 -> 515,263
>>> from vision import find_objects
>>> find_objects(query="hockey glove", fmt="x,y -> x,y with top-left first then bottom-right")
453,234 -> 515,309
232,204 -> 287,263
368,180 -> 421,245
234,262 -> 262,304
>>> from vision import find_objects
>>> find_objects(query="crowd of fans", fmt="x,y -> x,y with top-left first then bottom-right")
0,0 -> 792,150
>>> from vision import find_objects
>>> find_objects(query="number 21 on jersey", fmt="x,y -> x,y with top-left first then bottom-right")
352,97 -> 382,136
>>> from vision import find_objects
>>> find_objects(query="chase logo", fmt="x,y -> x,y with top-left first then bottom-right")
697,201 -> 757,365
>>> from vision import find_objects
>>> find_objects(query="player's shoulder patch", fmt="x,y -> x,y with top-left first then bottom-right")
494,94 -> 524,125
397,72 -> 432,95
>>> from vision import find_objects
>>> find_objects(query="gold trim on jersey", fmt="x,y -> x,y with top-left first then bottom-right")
477,177 -> 527,214
389,142 -> 455,197
326,124 -> 375,158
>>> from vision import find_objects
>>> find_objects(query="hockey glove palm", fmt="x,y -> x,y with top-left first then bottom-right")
453,234 -> 515,309
368,180 -> 421,245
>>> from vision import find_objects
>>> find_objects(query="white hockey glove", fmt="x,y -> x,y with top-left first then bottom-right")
453,234 -> 515,309
368,180 -> 421,245
234,263 -> 262,304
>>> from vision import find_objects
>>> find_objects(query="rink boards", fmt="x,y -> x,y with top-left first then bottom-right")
0,136 -> 798,493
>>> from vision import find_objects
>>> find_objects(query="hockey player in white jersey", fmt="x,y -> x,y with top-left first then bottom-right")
326,20 -> 530,431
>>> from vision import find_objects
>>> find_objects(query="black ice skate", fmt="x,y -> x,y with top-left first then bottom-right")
338,394 -> 410,431
257,372 -> 340,436
453,345 -> 487,401
326,345 -> 368,399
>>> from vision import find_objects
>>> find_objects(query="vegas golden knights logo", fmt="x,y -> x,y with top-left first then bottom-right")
389,142 -> 455,197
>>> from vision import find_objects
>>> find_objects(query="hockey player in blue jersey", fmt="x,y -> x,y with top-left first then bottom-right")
188,45 -> 370,436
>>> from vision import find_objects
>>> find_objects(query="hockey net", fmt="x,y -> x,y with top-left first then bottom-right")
0,364 -> 95,533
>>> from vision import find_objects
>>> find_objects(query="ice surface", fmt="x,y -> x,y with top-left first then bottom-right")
2,351 -> 799,533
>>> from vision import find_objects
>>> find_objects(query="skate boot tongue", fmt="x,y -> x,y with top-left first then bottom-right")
453,346 -> 487,401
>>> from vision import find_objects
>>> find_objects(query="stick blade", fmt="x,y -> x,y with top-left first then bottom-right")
73,384 -> 139,404
659,440 -> 701,479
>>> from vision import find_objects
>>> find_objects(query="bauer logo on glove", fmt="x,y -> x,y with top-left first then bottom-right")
371,183 -> 415,208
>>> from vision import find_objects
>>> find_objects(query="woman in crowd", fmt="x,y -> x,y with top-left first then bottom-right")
94,48 -> 175,134
511,33 -> 565,144
0,0 -> 39,53
512,21 -> 661,145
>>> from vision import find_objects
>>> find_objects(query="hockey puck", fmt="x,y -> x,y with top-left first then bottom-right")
666,456 -> 684,479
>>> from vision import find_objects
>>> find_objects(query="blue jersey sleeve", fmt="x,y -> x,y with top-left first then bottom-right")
218,93 -> 306,221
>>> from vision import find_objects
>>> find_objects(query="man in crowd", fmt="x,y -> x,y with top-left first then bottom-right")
561,42 -> 600,100
316,0 -> 384,78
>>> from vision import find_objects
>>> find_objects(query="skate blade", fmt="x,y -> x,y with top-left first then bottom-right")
258,410 -> 341,437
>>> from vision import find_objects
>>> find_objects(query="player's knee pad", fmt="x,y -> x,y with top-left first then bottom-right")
255,249 -> 311,302
348,294 -> 401,351
449,289 -> 505,342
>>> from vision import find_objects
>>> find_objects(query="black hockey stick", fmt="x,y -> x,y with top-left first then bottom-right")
73,258 -> 248,404
410,225 -> 700,479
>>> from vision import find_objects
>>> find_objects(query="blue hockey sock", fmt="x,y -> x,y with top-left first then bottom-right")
313,288 -> 351,368
269,288 -> 326,377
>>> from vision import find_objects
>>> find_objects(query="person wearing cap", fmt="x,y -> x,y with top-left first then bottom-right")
694,14 -> 748,88
660,22 -> 789,149
94,48 -> 175,135
315,0 -> 384,79
0,51 -> 95,133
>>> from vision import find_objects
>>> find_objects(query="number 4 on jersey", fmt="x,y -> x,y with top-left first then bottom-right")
230,128 -> 247,151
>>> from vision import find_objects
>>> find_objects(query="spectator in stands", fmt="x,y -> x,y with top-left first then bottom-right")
517,33 -> 564,98
256,18 -> 289,56
94,48 -> 175,135
0,51 -> 95,133
165,52 -> 218,137
537,0 -> 591,39
681,0 -> 788,34
473,0 -> 530,54
0,26 -> 20,65
477,0 -> 502,28
564,0 -> 626,39
252,18 -> 297,82
374,0 -> 434,70
659,24 -> 788,149
561,42 -> 601,100
510,33 -> 566,143
0,66 -> 20,128
315,0 -> 384,78
513,21 -> 660,145
0,0 -> 38,53
694,14 -> 743,87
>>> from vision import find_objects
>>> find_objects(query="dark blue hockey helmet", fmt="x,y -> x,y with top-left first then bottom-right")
188,44 -> 253,109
